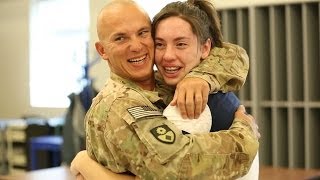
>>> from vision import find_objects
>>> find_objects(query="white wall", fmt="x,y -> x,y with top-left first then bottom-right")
0,0 -> 196,119
0,0 -> 109,119
89,0 -> 110,91
0,0 -> 37,119
214,0 -> 319,9
1,0 -> 314,119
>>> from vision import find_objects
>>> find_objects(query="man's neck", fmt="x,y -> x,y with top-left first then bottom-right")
110,72 -> 156,91
136,76 -> 155,91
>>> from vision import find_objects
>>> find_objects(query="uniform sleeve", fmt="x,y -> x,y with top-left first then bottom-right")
185,42 -> 250,92
87,97 -> 259,179
154,71 -> 175,105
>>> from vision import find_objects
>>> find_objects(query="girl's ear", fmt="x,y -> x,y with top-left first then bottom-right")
95,42 -> 109,61
200,38 -> 212,60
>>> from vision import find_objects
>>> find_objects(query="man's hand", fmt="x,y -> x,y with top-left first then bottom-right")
76,174 -> 86,180
235,105 -> 260,139
170,77 -> 210,119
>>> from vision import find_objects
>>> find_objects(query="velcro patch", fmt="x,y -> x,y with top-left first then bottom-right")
150,124 -> 175,144
127,106 -> 162,120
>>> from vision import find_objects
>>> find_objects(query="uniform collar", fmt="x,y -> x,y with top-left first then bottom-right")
110,72 -> 162,104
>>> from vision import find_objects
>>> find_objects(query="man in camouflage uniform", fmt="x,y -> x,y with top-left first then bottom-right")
85,0 -> 259,179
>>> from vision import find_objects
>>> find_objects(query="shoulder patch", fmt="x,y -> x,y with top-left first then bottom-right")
127,106 -> 162,120
150,124 -> 175,144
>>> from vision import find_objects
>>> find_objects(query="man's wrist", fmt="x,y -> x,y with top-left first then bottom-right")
185,74 -> 219,92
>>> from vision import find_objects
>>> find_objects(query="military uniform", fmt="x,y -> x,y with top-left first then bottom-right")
185,42 -> 250,92
86,43 -> 258,179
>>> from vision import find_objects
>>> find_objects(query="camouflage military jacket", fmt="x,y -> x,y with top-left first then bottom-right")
185,42 -> 249,92
86,73 -> 258,179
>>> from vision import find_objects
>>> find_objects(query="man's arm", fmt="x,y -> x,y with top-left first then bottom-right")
186,42 -> 250,92
162,42 -> 249,118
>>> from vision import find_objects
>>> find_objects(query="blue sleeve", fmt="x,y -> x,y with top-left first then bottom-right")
207,92 -> 240,132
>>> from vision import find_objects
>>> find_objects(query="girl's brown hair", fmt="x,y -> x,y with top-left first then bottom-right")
152,0 -> 223,48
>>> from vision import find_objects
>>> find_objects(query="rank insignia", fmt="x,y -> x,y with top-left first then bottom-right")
150,125 -> 175,144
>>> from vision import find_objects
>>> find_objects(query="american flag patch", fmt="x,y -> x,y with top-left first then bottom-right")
127,106 -> 162,120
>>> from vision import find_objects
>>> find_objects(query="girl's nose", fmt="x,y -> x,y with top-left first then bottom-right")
162,46 -> 175,61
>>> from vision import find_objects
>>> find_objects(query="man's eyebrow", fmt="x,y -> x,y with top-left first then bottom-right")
111,32 -> 126,37
139,26 -> 151,32
110,27 -> 150,38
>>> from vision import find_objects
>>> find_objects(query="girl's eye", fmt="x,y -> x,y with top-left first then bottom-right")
177,42 -> 187,47
176,42 -> 188,49
155,42 -> 165,49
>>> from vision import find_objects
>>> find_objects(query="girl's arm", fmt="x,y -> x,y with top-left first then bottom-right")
70,150 -> 138,180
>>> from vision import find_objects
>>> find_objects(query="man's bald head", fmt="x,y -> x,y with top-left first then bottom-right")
96,0 -> 150,40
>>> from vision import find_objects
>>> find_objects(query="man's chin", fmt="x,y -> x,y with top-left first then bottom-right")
134,72 -> 154,80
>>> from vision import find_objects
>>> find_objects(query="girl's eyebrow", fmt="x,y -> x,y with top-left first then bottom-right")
155,36 -> 190,41
173,37 -> 190,41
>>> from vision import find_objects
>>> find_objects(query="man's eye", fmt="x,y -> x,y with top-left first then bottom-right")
139,30 -> 150,37
115,37 -> 124,42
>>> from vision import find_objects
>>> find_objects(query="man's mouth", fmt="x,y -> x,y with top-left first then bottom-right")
128,55 -> 147,64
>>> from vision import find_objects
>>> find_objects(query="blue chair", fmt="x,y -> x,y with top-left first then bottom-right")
29,135 -> 63,170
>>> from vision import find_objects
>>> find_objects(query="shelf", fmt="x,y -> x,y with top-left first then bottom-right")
218,2 -> 320,168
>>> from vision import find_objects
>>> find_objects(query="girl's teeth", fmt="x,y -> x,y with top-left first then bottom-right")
164,67 -> 180,73
165,67 -> 179,71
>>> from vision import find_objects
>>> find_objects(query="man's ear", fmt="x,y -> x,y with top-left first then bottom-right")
95,42 -> 108,61
200,38 -> 212,59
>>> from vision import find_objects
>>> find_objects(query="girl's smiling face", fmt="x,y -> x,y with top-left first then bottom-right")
154,16 -> 211,86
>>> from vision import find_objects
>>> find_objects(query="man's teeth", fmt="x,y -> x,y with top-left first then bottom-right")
129,55 -> 146,63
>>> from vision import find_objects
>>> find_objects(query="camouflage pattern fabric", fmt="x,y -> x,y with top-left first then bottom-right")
185,42 -> 250,92
86,73 -> 258,179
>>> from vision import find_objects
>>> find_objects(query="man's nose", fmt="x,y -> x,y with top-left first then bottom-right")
129,37 -> 143,52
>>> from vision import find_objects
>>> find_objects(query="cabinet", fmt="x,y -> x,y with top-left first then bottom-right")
0,121 -> 8,174
0,118 -> 60,175
5,119 -> 27,175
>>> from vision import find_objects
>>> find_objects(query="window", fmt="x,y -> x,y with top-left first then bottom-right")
29,0 -> 180,108
29,0 -> 89,108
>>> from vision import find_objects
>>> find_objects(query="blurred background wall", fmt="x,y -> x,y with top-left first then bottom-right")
0,0 -> 319,170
